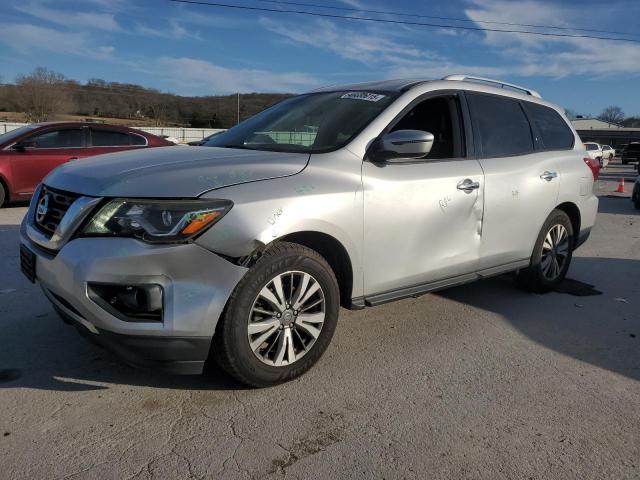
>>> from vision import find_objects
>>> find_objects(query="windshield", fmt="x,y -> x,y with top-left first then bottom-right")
0,125 -> 39,145
628,143 -> 640,151
585,143 -> 598,150
205,91 -> 399,153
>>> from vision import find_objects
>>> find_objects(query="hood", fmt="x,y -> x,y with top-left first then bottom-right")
44,146 -> 310,197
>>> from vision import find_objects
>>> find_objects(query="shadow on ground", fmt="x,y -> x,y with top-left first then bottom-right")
439,257 -> 639,382
597,195 -> 638,215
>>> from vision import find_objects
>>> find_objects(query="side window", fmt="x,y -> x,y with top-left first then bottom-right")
130,134 -> 147,146
390,96 -> 464,159
91,129 -> 131,147
523,102 -> 574,150
27,129 -> 84,149
467,93 -> 534,157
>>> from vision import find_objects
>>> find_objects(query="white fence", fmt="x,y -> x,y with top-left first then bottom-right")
0,122 -> 224,143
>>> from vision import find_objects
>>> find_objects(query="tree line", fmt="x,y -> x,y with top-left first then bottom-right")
2,67 -> 639,129
0,67 -> 291,128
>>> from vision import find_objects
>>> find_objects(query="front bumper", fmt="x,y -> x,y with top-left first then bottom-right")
21,226 -> 248,374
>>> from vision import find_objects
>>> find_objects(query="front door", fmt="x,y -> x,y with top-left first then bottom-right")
362,94 -> 484,298
10,127 -> 85,195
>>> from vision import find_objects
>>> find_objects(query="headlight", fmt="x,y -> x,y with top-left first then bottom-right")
81,199 -> 232,243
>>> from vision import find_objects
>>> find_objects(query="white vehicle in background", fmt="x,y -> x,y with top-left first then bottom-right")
584,142 -> 605,167
159,135 -> 182,145
601,145 -> 615,164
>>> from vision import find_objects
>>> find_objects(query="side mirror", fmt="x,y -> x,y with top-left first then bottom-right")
12,140 -> 35,151
371,130 -> 434,163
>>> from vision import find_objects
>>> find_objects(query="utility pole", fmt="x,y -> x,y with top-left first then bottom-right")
237,93 -> 240,125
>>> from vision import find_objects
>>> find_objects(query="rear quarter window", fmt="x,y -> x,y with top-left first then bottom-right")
524,102 -> 574,150
467,93 -> 534,157
130,134 -> 147,146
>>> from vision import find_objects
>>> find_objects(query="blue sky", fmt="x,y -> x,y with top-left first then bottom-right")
1,0 -> 639,116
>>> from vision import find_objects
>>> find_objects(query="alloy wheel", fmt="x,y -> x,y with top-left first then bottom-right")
541,224 -> 569,280
247,271 -> 325,366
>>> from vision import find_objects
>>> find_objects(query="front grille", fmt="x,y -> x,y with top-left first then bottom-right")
34,186 -> 80,237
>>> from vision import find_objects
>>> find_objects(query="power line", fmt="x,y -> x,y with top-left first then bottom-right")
165,0 -> 640,44
253,0 -> 640,38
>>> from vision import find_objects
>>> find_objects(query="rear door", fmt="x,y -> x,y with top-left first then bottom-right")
86,127 -> 147,156
9,127 -> 86,195
466,92 -> 561,269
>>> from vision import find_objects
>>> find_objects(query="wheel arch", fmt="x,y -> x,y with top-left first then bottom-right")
279,231 -> 354,309
0,174 -> 10,204
555,202 -> 581,246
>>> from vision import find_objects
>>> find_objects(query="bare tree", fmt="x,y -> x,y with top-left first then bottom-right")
15,67 -> 75,122
598,106 -> 625,125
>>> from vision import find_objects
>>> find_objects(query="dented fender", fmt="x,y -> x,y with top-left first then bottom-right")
195,151 -> 365,298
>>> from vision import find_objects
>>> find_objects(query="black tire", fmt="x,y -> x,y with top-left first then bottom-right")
0,183 -> 5,208
516,210 -> 574,293
634,199 -> 640,211
212,242 -> 340,387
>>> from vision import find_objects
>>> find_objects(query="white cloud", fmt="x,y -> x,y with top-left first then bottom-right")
260,17 -> 508,81
261,0 -> 640,83
0,23 -> 114,59
260,17 -> 439,65
135,20 -> 201,41
154,57 -> 321,94
15,1 -> 121,32
465,0 -> 640,78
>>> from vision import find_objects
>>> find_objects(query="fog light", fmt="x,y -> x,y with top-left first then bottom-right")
88,283 -> 164,322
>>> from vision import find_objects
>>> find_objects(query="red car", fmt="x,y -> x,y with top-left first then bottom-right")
0,122 -> 173,207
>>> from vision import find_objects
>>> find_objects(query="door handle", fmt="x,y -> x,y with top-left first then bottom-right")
457,178 -> 480,193
540,171 -> 558,181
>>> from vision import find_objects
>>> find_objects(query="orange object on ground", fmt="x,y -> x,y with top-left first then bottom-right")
615,178 -> 625,193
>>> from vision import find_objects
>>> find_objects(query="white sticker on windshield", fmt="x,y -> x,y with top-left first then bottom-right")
341,92 -> 386,102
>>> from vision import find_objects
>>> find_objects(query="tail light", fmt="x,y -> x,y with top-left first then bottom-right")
583,157 -> 600,180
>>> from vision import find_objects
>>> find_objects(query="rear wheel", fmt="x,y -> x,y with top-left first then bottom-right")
212,242 -> 340,387
516,210 -> 574,293
0,183 -> 6,208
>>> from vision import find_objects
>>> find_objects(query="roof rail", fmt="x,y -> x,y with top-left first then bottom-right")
442,74 -> 542,99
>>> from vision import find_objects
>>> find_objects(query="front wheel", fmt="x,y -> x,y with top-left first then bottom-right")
516,210 -> 574,293
212,242 -> 340,387
0,183 -> 5,208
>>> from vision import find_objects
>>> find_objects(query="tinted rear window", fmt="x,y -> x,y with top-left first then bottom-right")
628,144 -> 640,151
91,129 -> 130,146
524,103 -> 574,150
467,93 -> 534,157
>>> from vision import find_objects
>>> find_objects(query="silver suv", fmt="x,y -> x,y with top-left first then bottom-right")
20,75 -> 598,386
